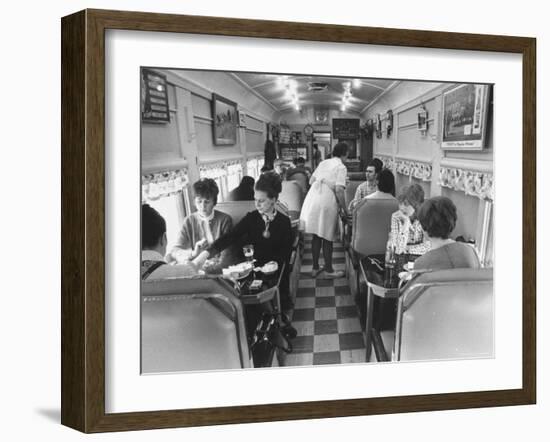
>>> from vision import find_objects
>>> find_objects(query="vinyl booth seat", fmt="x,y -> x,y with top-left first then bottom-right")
279,180 -> 304,213
286,170 -> 309,195
393,268 -> 494,362
346,196 -> 399,324
141,276 -> 252,374
216,200 -> 257,226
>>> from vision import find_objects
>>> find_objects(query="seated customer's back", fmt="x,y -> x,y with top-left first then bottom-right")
227,176 -> 255,201
413,196 -> 480,271
413,242 -> 479,270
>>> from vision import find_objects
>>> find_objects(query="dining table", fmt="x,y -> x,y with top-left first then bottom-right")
359,253 -> 417,362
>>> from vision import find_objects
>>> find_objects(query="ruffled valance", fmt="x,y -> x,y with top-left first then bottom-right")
395,159 -> 432,182
378,155 -> 395,171
439,166 -> 493,201
142,169 -> 189,202
199,160 -> 242,180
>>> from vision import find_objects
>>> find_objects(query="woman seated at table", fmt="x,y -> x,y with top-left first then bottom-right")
390,184 -> 431,256
413,196 -> 480,270
193,173 -> 293,307
168,178 -> 233,272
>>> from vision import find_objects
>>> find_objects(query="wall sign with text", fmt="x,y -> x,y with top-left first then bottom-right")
333,118 -> 360,139
141,68 -> 170,123
442,84 -> 491,150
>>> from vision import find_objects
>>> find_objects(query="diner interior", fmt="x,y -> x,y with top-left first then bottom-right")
141,68 -> 494,372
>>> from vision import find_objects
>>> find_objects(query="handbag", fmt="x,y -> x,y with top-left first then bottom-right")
250,312 -> 295,367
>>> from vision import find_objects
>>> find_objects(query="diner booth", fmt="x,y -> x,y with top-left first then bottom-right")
141,69 -> 494,371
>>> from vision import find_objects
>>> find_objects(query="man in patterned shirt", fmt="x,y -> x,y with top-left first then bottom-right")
348,158 -> 383,212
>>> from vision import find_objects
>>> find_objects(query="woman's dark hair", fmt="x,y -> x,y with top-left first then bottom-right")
369,158 -> 383,174
397,184 -> 425,213
417,196 -> 457,239
240,176 -> 255,188
142,204 -> 166,249
193,178 -> 219,204
377,168 -> 396,195
261,160 -> 274,173
255,172 -> 282,199
331,142 -> 349,158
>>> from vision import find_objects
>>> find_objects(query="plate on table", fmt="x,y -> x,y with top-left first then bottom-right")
223,262 -> 254,280
255,261 -> 278,275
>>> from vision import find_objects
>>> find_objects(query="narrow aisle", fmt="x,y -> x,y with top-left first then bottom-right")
283,234 -> 366,366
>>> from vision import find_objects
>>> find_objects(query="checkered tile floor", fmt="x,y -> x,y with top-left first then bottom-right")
282,234 -> 366,366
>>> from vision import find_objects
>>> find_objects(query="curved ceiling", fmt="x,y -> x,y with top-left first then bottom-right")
230,73 -> 398,114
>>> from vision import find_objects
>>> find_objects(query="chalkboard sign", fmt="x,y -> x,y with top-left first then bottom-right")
332,118 -> 360,139
141,68 -> 170,123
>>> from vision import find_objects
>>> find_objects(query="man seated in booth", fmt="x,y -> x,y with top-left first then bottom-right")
167,178 -> 233,273
348,158 -> 383,212
227,176 -> 255,201
141,204 -> 198,280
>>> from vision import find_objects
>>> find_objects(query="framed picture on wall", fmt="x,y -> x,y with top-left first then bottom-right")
61,9 -> 535,434
441,83 -> 491,150
212,93 -> 238,145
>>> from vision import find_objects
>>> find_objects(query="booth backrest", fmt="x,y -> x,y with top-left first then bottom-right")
288,171 -> 308,195
351,197 -> 399,256
279,180 -> 304,212
141,276 -> 251,373
395,268 -> 494,362
216,201 -> 256,226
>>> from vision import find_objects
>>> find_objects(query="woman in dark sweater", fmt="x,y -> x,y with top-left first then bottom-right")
193,173 -> 293,307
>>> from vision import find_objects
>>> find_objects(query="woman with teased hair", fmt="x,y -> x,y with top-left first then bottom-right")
192,173 -> 293,309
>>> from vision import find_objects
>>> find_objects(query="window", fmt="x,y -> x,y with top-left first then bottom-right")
199,163 -> 228,202
141,169 -> 190,253
246,157 -> 262,180
147,193 -> 185,253
477,200 -> 494,267
227,162 -> 243,193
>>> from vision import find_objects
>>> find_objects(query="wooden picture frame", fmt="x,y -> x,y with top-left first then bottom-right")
61,9 -> 536,433
441,83 -> 491,150
212,93 -> 238,145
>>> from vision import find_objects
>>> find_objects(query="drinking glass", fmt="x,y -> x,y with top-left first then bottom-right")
243,244 -> 254,262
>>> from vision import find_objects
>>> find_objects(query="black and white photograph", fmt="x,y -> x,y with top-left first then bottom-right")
140,69 -> 494,373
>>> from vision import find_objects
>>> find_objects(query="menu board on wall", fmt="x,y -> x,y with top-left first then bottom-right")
332,118 -> 360,139
141,68 -> 170,123
280,144 -> 297,161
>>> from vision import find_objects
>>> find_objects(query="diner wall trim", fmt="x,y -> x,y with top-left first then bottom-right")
142,69 -> 279,190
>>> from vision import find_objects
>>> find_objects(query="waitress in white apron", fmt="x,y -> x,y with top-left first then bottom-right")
300,142 -> 350,279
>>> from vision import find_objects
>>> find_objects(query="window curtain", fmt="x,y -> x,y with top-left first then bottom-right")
141,169 -> 189,203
